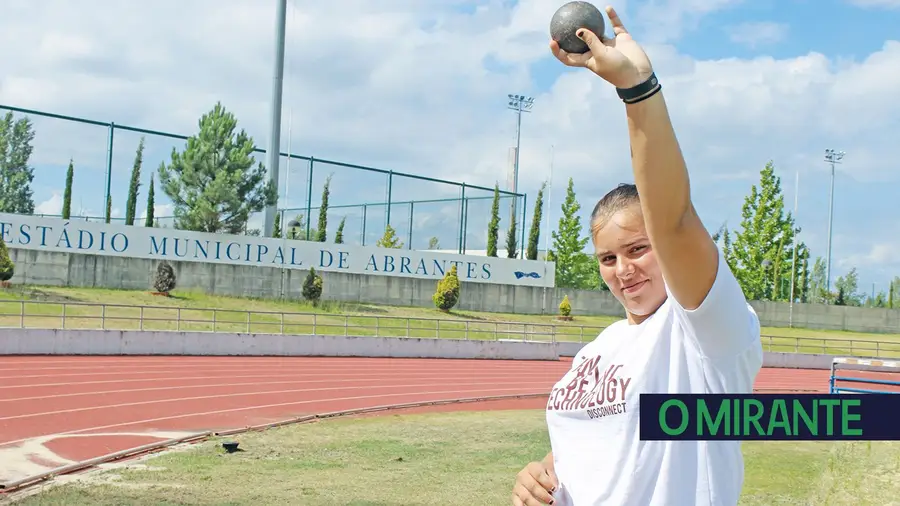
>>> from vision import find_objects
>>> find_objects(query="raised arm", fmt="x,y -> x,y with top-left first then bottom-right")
550,6 -> 717,311
621,88 -> 718,310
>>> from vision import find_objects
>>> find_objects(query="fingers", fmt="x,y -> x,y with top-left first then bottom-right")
514,464 -> 557,505
512,484 -> 554,506
605,5 -> 629,35
548,39 -> 591,68
574,28 -> 606,55
545,466 -> 560,489
534,466 -> 558,493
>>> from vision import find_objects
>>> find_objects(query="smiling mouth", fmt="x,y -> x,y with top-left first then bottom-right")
622,280 -> 647,293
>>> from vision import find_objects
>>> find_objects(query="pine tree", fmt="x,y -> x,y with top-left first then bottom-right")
505,205 -> 518,258
432,264 -> 460,311
272,212 -> 282,238
377,224 -> 403,249
315,175 -> 332,242
796,245 -> 810,302
144,173 -> 155,227
486,184 -> 500,257
124,137 -> 145,226
547,177 -> 590,289
302,268 -> 323,304
834,268 -> 862,306
526,182 -> 545,260
0,112 -> 36,214
157,102 -> 277,233
0,235 -> 14,282
153,261 -> 177,294
808,257 -> 829,303
725,161 -> 800,301
62,159 -> 74,219
334,216 -> 346,244
558,295 -> 572,318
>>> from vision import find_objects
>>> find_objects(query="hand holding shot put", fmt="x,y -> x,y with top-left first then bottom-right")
549,3 -> 653,90
512,2 -> 763,506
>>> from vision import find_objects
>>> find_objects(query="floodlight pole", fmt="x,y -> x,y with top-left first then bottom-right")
823,148 -> 844,294
263,0 -> 288,237
507,94 -> 534,254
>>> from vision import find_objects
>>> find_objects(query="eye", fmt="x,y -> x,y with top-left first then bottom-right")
630,245 -> 646,254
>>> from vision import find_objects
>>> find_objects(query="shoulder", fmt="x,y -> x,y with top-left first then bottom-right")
665,246 -> 761,358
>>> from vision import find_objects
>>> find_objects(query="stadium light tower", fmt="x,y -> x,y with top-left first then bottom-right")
507,94 -> 535,232
823,148 -> 845,294
262,0 -> 288,238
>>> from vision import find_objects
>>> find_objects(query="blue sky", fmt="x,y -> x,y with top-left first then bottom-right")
0,0 -> 898,298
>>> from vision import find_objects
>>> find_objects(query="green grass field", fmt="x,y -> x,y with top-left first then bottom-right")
0,285 -> 899,357
10,410 -> 899,506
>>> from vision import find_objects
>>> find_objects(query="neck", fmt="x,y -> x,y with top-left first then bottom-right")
626,312 -> 651,325
625,297 -> 667,325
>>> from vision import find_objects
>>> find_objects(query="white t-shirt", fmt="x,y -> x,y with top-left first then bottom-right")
545,247 -> 763,506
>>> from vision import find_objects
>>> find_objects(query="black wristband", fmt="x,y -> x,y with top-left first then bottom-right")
616,72 -> 659,102
623,83 -> 661,104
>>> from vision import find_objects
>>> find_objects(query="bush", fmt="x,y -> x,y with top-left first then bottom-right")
153,261 -> 177,294
433,265 -> 460,312
302,268 -> 323,304
0,236 -> 13,282
559,295 -> 572,317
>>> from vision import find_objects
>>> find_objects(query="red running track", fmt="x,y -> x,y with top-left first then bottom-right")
0,355 -> 893,488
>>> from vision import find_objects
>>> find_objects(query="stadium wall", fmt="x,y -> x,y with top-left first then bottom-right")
8,248 -> 900,334
5,330 -> 889,376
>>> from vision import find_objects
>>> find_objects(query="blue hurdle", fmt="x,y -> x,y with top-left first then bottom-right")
829,357 -> 900,394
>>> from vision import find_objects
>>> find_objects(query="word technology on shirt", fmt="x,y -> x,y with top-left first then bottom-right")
638,394 -> 900,441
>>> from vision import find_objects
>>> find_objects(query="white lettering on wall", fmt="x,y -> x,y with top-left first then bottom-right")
0,214 -> 555,287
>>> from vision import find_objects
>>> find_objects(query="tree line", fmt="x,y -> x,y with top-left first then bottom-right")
1,104 -> 896,307
539,160 -> 897,308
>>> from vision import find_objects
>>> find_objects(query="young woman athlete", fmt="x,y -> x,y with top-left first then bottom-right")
511,6 -> 763,506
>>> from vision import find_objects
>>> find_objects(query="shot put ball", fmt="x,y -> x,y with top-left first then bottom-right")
550,1 -> 605,54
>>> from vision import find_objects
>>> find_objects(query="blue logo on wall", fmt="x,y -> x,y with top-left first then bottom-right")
514,271 -> 541,280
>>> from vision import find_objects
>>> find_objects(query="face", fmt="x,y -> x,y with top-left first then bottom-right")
591,205 -> 667,323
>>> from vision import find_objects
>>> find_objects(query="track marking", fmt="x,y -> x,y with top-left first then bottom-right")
0,374 -> 561,403
0,368 -> 565,390
0,380 -> 551,422
0,387 -> 547,447
0,362 -> 565,380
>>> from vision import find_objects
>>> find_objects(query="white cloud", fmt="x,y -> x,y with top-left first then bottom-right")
1,0 -> 898,287
35,192 -> 63,216
726,21 -> 789,48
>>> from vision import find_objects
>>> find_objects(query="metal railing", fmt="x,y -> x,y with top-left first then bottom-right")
0,301 -> 898,358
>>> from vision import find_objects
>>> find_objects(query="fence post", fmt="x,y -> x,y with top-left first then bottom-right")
386,170 -> 394,226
